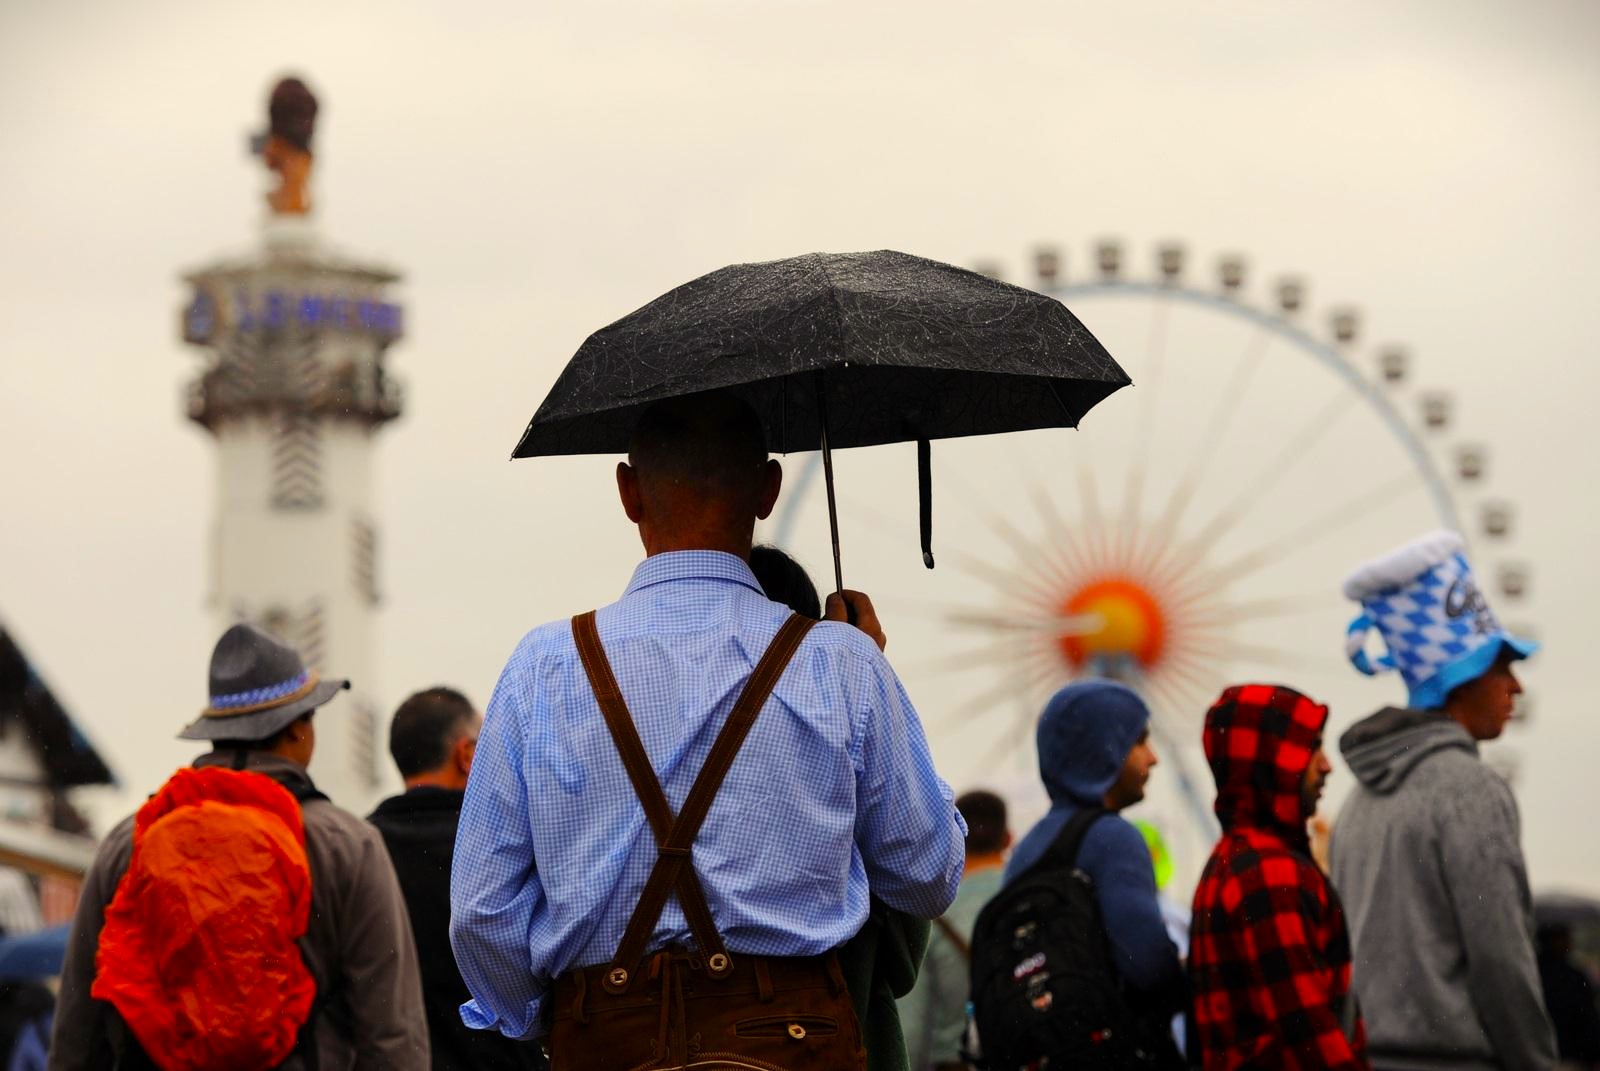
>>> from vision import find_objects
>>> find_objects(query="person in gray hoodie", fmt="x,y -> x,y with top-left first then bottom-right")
1332,530 -> 1555,1071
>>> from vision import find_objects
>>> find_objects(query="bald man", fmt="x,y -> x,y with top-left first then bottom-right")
451,392 -> 964,1067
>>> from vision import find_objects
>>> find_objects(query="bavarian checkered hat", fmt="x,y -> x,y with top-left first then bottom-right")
1342,530 -> 1536,710
178,623 -> 350,741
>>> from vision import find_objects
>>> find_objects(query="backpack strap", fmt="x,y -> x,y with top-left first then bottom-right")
932,916 -> 971,962
572,610 -> 815,994
1025,806 -> 1108,882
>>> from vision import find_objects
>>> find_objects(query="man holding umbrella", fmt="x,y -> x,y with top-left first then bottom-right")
454,250 -> 1129,1069
451,392 -> 966,1069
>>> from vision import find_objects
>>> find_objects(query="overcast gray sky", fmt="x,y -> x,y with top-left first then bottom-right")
3,0 -> 1597,892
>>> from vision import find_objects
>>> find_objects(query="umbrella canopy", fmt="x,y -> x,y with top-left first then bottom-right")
514,250 -> 1127,457
513,250 -> 1129,584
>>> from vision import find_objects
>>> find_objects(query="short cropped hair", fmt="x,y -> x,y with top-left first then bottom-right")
389,687 -> 477,779
957,790 -> 1009,855
749,544 -> 822,619
628,392 -> 767,502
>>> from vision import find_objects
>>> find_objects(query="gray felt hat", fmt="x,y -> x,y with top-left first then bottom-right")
178,623 -> 350,741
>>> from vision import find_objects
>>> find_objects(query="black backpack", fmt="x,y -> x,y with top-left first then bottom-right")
967,807 -> 1170,1070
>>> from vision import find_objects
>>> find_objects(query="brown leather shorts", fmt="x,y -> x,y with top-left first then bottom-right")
549,948 -> 866,1071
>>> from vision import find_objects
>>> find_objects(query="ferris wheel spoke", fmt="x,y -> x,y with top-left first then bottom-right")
936,466 -> 1083,599
926,649 -> 1060,736
1029,486 -> 1094,586
834,488 -> 1058,610
1143,673 -> 1214,739
944,608 -> 1105,637
1135,328 -> 1273,577
1120,295 -> 1172,534
1205,471 -> 1419,589
1183,639 -> 1325,673
899,637 -> 1037,678
1141,682 -> 1222,837
1154,654 -> 1227,707
1186,388 -> 1361,558
1182,592 -> 1334,626
1011,449 -> 1096,583
970,670 -> 1059,777
1075,458 -> 1123,573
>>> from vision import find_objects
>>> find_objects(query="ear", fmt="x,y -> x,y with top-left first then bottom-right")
754,459 -> 783,520
1001,830 -> 1014,852
617,461 -> 643,523
453,733 -> 476,776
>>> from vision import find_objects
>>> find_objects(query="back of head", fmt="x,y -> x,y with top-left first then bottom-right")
749,544 -> 822,618
1035,680 -> 1149,806
389,687 -> 476,780
957,789 -> 1008,855
629,392 -> 768,517
1203,683 -> 1326,833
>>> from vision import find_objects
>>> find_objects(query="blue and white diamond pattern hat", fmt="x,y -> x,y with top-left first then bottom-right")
1342,530 -> 1537,710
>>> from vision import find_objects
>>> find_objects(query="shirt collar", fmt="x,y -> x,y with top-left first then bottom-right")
622,550 -> 766,599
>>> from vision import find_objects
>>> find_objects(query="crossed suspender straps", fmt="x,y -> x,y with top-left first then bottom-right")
571,610 -> 815,994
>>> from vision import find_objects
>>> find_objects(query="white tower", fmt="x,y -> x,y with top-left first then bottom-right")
178,78 -> 404,808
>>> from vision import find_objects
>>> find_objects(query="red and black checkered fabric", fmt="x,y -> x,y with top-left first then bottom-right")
1190,684 -> 1368,1070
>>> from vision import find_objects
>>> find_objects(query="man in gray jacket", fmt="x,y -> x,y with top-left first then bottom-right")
1333,531 -> 1555,1071
50,625 -> 429,1070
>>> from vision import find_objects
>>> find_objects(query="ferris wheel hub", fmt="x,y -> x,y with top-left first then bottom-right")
1059,578 -> 1168,672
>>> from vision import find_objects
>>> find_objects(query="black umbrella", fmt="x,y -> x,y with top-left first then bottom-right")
513,250 -> 1129,589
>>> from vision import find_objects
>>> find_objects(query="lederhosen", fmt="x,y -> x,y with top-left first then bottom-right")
549,611 -> 867,1071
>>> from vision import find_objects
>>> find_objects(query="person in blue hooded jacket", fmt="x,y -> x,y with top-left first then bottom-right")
1005,680 -> 1188,1039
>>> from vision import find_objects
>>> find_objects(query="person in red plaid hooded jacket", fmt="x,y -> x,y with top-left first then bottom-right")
1188,684 -> 1369,1070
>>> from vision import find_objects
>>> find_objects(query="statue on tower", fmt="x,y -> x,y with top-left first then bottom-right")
258,77 -> 318,215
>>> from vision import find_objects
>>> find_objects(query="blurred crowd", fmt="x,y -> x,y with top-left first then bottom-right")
4,393 -> 1597,1071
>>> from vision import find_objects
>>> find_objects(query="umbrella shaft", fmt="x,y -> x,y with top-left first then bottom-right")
814,371 -> 844,595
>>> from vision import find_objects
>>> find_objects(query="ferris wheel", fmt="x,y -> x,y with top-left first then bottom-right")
765,239 -> 1535,858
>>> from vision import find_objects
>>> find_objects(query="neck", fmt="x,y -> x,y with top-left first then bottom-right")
404,770 -> 466,792
251,743 -> 305,767
641,528 -> 753,559
964,851 -> 1007,876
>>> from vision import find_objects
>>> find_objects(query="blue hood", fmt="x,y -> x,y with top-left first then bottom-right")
1036,680 -> 1151,807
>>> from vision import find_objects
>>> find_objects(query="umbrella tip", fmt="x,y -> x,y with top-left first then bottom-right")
923,551 -> 936,570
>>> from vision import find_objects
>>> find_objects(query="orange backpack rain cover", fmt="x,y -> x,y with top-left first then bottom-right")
92,766 -> 317,1071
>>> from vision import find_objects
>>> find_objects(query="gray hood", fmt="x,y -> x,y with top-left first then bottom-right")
1339,707 -> 1477,795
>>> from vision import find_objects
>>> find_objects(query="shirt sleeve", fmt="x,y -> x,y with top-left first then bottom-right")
46,822 -> 132,1071
846,638 -> 965,920
335,822 -> 431,1069
450,642 -> 549,1040
1082,819 -> 1185,1004
1438,775 -> 1558,1071
1222,855 -> 1367,1071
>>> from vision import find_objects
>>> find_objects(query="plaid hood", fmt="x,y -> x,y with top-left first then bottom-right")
1203,683 -> 1328,841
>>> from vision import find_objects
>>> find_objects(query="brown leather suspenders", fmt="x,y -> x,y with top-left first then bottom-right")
570,610 -> 815,994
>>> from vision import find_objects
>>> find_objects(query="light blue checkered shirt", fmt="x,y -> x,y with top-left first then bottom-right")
450,551 -> 965,1040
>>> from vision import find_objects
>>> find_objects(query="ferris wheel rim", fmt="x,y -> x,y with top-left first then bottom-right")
1045,279 -> 1461,534
772,276 -> 1464,548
